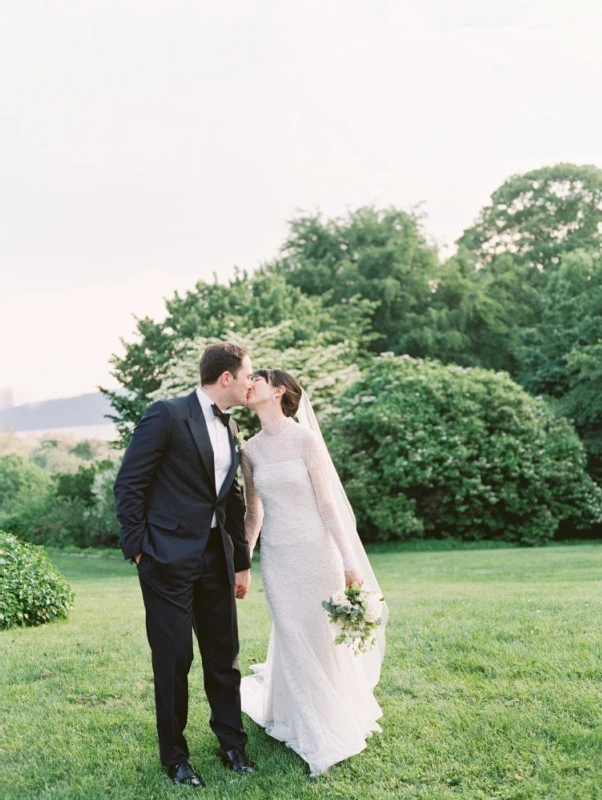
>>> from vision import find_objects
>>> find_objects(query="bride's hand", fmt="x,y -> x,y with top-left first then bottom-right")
345,570 -> 363,587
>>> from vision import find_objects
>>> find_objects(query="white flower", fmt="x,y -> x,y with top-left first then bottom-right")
324,586 -> 384,655
364,593 -> 383,623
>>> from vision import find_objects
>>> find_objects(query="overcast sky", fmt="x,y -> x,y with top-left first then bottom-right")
1,0 -> 601,404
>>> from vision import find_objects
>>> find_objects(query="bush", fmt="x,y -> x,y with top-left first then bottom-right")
3,494 -> 90,548
1,461 -> 121,549
53,459 -> 115,507
54,464 -> 99,506
326,355 -> 602,545
81,461 -> 121,548
0,531 -> 74,630
0,454 -> 49,516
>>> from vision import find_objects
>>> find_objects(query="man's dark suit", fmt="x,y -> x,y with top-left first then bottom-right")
114,390 -> 251,766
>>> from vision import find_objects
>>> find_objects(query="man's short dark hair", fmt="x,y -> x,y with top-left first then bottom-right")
200,342 -> 248,386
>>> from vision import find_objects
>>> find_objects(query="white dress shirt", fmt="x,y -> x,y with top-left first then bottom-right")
196,387 -> 233,527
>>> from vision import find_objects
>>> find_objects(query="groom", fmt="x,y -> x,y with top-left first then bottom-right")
114,342 -> 255,789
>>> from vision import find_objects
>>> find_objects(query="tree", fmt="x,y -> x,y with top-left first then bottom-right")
2,494 -> 89,549
0,455 -> 49,517
275,205 -> 440,352
69,441 -> 99,461
274,205 -> 540,376
53,460 -> 115,508
458,163 -> 602,272
0,434 -> 113,473
84,462 -> 121,548
562,343 -> 602,481
102,269 -> 375,445
520,250 -> 602,395
519,249 -> 602,479
394,249 -> 539,375
151,322 -> 368,437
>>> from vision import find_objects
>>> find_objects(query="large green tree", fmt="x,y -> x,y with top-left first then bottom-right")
458,163 -> 602,272
395,249 -> 540,375
0,455 -> 49,517
274,205 -> 440,352
520,249 -> 602,479
563,343 -> 602,480
104,179 -> 602,492
102,269 -> 375,445
274,205 -> 541,376
151,322 -> 367,437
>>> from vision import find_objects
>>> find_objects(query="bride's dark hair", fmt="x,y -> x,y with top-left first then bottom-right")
253,369 -> 303,418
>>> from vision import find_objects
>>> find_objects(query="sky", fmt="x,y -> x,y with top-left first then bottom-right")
1,0 -> 601,405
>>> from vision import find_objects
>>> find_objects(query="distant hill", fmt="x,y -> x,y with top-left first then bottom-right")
0,392 -> 114,433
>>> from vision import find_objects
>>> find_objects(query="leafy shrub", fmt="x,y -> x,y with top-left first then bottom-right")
83,462 -> 121,548
53,464 -> 99,506
53,460 -> 114,507
0,454 -> 49,516
326,355 -> 602,545
69,440 -> 99,461
30,438 -> 94,474
0,531 -> 74,630
3,494 -> 90,548
0,434 -> 115,476
1,461 -> 121,549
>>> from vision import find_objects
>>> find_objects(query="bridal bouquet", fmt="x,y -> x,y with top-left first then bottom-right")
322,582 -> 385,655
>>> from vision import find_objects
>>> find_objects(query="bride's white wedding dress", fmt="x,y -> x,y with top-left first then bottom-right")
240,415 -> 383,775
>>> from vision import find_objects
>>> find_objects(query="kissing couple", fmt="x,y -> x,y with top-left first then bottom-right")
114,341 -> 387,788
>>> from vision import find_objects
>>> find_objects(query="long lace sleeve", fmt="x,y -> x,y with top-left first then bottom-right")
301,430 -> 360,571
240,450 -> 263,558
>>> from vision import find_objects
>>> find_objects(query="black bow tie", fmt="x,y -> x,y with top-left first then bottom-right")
211,404 -> 231,428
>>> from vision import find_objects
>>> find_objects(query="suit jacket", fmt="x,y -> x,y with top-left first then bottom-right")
113,391 -> 251,585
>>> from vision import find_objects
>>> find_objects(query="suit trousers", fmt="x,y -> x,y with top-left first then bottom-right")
137,528 -> 248,765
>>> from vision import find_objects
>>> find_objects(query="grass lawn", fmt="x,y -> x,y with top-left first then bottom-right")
1,545 -> 601,799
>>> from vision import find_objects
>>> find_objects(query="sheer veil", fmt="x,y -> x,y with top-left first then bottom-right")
296,390 -> 388,688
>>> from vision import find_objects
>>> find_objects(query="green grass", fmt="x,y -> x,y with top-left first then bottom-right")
1,546 -> 601,799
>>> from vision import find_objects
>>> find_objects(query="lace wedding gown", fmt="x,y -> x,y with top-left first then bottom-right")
240,416 -> 383,775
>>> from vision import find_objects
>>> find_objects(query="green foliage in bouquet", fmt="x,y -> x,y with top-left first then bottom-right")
325,355 -> 602,545
0,531 -> 74,630
322,582 -> 384,655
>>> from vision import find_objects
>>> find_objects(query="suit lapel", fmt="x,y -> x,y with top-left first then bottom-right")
186,391 -> 216,495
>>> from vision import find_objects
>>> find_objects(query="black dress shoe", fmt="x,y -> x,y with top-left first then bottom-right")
167,759 -> 205,789
221,748 -> 255,775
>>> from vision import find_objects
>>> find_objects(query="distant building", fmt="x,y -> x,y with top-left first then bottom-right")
0,388 -> 13,410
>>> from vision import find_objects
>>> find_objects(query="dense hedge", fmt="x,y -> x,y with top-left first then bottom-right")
0,454 -> 49,516
0,532 -> 75,630
0,458 -> 120,549
326,355 -> 602,545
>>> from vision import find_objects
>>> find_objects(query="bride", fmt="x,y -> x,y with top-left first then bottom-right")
240,368 -> 387,777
